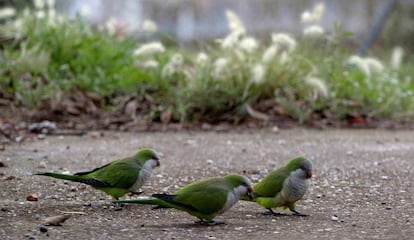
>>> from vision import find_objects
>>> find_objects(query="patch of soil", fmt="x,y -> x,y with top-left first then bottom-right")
0,130 -> 413,239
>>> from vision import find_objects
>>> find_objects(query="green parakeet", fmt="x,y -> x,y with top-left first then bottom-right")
246,156 -> 312,216
114,173 -> 253,225
35,148 -> 160,200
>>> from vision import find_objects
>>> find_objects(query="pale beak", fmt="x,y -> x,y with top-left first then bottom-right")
306,170 -> 312,179
247,187 -> 254,200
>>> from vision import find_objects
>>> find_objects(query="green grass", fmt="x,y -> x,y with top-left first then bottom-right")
0,8 -> 413,124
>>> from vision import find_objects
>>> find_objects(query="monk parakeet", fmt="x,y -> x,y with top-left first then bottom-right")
246,156 -> 312,216
114,173 -> 254,225
35,148 -> 160,200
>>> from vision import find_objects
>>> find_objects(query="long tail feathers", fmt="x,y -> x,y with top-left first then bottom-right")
113,197 -> 165,206
34,172 -> 109,187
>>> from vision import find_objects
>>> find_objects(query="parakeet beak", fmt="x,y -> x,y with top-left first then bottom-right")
246,186 -> 254,200
306,170 -> 312,178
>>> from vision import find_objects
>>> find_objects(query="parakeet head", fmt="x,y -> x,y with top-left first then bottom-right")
286,157 -> 312,179
135,148 -> 161,167
224,174 -> 254,199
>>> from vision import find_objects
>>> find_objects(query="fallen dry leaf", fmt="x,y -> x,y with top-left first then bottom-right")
161,108 -> 172,124
38,161 -> 47,169
88,131 -> 102,138
58,210 -> 86,215
43,215 -> 71,226
3,175 -> 15,180
26,193 -> 39,201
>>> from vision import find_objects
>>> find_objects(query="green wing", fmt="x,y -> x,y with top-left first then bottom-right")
253,167 -> 288,197
173,178 -> 228,214
80,158 -> 140,189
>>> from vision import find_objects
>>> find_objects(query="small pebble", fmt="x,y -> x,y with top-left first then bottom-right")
89,131 -> 102,138
271,126 -> 280,133
27,194 -> 39,201
37,134 -> 46,140
3,175 -> 16,181
38,161 -> 47,169
331,215 -> 339,221
24,234 -> 36,240
39,225 -> 48,233
15,136 -> 24,142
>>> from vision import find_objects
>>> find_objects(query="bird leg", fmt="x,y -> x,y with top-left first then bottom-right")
291,209 -> 308,217
112,203 -> 125,211
195,219 -> 225,226
129,191 -> 144,196
263,208 -> 286,216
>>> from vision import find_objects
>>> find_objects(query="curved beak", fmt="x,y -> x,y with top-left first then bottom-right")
306,170 -> 312,179
246,186 -> 254,200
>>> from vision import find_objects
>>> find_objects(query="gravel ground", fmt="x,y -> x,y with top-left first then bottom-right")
0,129 -> 413,240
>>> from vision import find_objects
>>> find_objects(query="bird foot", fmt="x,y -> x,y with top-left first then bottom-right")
263,209 -> 286,216
290,210 -> 309,217
291,211 -> 308,217
111,203 -> 125,211
195,220 -> 225,226
129,191 -> 144,196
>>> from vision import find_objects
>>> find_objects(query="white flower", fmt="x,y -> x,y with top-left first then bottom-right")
133,42 -> 165,56
46,9 -> 57,26
225,10 -> 246,35
46,0 -> 55,9
161,64 -> 175,78
271,33 -> 297,52
279,51 -> 289,64
390,46 -> 404,70
239,37 -> 258,53
300,2 -> 325,23
303,25 -> 324,37
13,19 -> 23,31
365,57 -> 384,73
170,53 -> 184,66
33,0 -> 46,9
36,10 -> 46,19
218,30 -> 243,49
262,45 -> 278,63
313,2 -> 325,21
142,19 -> 158,33
0,7 -> 16,20
251,64 -> 266,84
212,58 -> 229,78
305,76 -> 328,98
196,52 -> 209,64
143,60 -> 159,68
301,11 -> 314,23
347,55 -> 370,76
80,4 -> 91,17
105,17 -> 117,35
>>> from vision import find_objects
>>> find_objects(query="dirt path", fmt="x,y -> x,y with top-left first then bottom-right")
0,129 -> 413,239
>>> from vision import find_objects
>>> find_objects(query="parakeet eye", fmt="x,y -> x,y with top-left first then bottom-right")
242,181 -> 250,187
